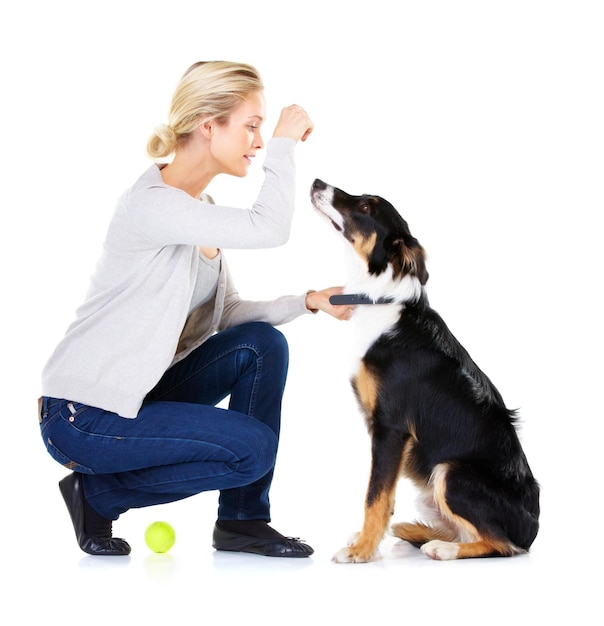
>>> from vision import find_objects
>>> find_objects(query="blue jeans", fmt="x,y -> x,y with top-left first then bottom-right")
40,322 -> 288,522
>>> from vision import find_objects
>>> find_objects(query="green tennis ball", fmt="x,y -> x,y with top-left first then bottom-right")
144,521 -> 176,553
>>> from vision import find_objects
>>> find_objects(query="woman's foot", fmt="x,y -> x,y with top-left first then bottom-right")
58,473 -> 131,556
212,520 -> 314,557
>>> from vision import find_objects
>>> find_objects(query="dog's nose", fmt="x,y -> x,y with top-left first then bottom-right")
311,179 -> 327,191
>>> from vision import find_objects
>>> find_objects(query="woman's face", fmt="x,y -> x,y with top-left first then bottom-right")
209,90 -> 266,177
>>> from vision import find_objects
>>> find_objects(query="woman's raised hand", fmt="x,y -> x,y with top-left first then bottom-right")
273,105 -> 314,142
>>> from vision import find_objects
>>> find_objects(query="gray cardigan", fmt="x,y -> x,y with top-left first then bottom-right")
42,138 -> 310,418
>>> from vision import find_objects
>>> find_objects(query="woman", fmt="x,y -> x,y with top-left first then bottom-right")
39,61 -> 350,558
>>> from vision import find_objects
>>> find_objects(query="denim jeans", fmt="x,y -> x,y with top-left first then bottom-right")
39,322 -> 288,522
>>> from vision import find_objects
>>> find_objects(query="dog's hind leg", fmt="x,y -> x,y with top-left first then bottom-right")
418,463 -> 524,561
391,518 -> 517,560
333,435 -> 403,564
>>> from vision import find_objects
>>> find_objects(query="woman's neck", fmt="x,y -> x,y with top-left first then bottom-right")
160,136 -> 217,198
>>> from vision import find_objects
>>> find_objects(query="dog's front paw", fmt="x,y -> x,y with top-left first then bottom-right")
332,545 -> 381,563
421,540 -> 459,561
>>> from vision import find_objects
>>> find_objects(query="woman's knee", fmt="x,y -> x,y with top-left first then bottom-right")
248,322 -> 288,355
238,322 -> 289,371
240,422 -> 278,480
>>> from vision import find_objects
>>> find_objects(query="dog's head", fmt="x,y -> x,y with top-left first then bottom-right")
310,179 -> 428,285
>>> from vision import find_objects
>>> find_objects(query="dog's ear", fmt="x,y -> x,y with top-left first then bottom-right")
392,238 -> 429,285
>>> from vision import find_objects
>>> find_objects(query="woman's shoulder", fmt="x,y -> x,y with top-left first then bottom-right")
136,163 -> 167,189
122,163 -> 187,205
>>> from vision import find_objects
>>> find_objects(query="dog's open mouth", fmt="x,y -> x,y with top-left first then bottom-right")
327,216 -> 343,232
313,206 -> 342,232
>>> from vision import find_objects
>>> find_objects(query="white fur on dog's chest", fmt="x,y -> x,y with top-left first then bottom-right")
341,253 -> 421,376
349,304 -> 402,374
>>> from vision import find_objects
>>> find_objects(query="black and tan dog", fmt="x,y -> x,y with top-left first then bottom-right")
310,179 -> 540,563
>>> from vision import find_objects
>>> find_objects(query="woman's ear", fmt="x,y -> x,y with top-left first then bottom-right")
198,118 -> 213,139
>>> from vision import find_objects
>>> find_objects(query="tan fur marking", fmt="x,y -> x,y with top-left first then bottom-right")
399,426 -> 425,483
353,232 -> 377,263
348,488 -> 394,561
353,362 -> 379,418
391,521 -> 457,545
392,242 -> 428,284
455,539 -> 521,558
431,464 -> 480,538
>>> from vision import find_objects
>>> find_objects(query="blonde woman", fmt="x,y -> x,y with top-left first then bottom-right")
40,61 -> 349,558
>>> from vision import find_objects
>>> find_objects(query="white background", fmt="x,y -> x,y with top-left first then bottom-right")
1,1 -> 602,624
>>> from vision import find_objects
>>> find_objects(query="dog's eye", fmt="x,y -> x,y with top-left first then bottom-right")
359,203 -> 370,214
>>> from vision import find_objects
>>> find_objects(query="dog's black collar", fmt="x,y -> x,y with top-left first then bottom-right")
329,294 -> 395,305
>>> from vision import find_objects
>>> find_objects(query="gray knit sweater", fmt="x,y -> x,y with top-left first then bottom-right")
42,138 -> 310,418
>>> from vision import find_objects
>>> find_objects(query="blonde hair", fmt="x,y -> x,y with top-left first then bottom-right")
147,61 -> 264,159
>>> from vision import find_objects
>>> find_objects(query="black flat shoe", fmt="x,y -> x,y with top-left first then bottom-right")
58,473 -> 131,556
212,522 -> 314,558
